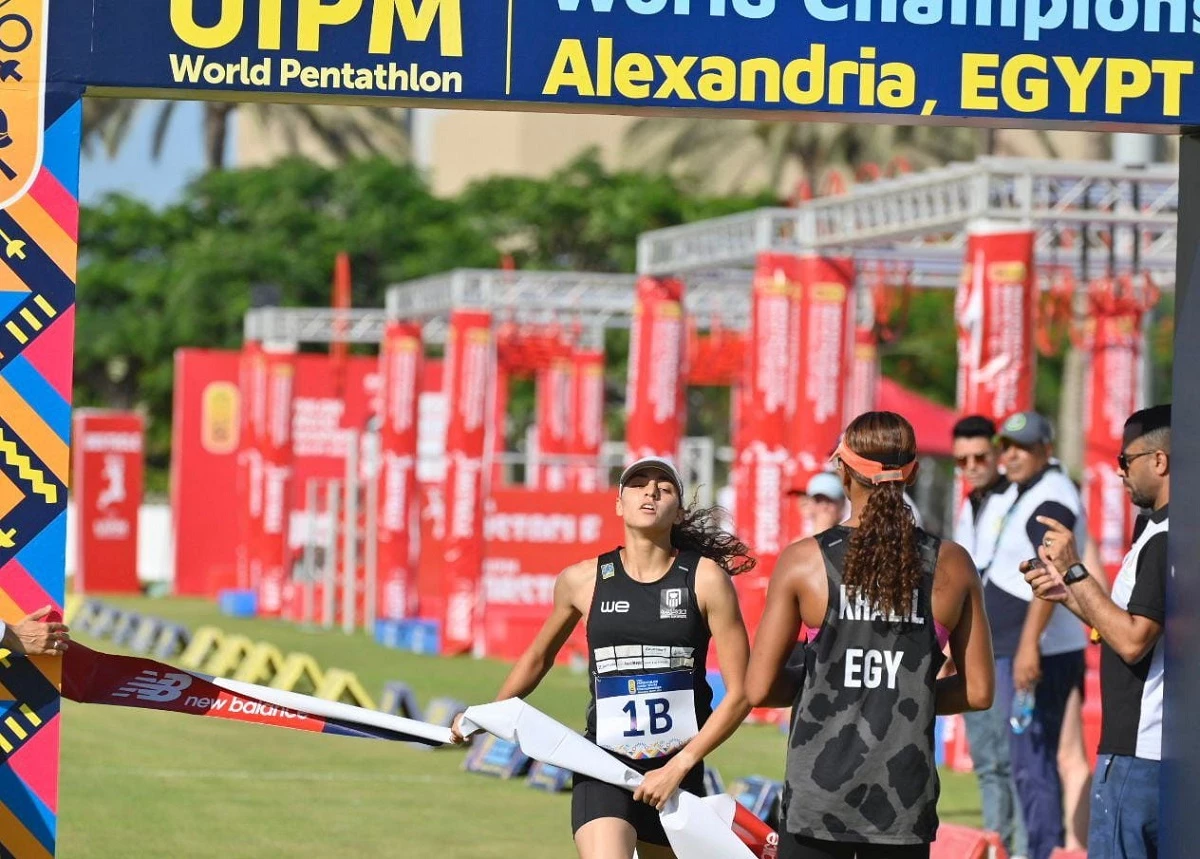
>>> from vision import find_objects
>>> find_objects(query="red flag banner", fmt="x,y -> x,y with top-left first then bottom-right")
956,225 -> 1036,421
72,411 -> 144,594
625,276 -> 686,462
379,321 -> 423,620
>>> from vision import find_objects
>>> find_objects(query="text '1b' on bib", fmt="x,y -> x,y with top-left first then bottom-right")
595,671 -> 698,759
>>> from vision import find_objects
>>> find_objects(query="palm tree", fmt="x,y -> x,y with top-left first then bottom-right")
621,117 -> 983,196
81,98 -> 410,171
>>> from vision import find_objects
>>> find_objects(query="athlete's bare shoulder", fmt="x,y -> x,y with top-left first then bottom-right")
775,537 -> 825,587
935,539 -> 978,582
558,558 -> 596,591
554,558 -> 598,615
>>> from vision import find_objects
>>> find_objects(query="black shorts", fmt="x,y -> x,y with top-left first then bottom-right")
778,833 -> 930,859
571,763 -> 706,846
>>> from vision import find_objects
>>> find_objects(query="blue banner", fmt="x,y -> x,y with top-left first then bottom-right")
54,0 -> 1200,129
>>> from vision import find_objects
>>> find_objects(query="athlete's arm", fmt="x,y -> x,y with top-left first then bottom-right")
635,558 -> 751,811
450,561 -> 587,743
745,540 -> 819,708
935,540 -> 995,715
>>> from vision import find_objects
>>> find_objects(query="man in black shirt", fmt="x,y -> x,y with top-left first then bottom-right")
1024,404 -> 1170,859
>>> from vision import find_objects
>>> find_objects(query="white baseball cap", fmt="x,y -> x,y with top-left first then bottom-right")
806,471 -> 845,501
619,457 -> 685,496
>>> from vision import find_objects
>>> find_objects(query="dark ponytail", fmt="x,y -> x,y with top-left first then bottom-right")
671,505 -> 757,576
838,412 -> 923,619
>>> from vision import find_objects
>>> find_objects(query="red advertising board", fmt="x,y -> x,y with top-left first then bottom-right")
416,486 -> 625,661
735,254 -> 799,627
790,255 -> 853,488
1083,280 -> 1151,578
73,411 -> 144,594
625,276 -> 686,463
378,321 -> 422,620
847,323 -> 880,424
572,348 -> 606,492
536,351 -> 574,492
956,225 -> 1036,421
255,351 -> 297,617
440,310 -> 494,655
172,349 -> 405,598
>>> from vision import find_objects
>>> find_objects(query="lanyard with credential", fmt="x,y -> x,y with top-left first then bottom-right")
978,495 -> 1022,586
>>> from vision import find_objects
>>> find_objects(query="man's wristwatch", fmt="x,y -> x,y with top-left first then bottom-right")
1063,563 -> 1090,585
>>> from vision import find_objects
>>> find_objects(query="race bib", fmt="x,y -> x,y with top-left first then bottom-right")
595,671 -> 698,759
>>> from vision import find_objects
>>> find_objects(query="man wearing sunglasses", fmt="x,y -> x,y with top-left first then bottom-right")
1023,404 -> 1170,859
975,410 -> 1090,859
951,415 -> 1028,859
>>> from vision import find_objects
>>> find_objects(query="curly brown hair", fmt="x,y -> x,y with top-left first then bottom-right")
671,505 -> 757,576
839,411 -> 923,620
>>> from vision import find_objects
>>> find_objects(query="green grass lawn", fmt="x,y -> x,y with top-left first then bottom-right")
58,596 -> 982,858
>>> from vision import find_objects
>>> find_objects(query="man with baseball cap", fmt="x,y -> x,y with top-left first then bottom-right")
975,410 -> 1089,859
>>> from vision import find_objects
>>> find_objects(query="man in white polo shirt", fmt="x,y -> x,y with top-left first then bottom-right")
1024,404 -> 1170,859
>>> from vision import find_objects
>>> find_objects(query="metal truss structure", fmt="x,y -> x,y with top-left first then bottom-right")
637,157 -> 1179,289
245,270 -> 753,346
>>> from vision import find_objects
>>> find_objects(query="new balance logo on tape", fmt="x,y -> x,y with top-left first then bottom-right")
113,670 -> 193,702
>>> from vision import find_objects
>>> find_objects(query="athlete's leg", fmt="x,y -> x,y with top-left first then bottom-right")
574,817 -> 638,859
634,841 -> 678,859
1058,683 -> 1092,851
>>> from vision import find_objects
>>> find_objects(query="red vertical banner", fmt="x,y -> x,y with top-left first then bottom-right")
73,412 -> 144,594
1083,277 -> 1154,579
441,310 -> 494,655
847,322 -> 880,424
256,350 -> 297,617
735,254 -> 800,629
236,341 -> 264,592
378,321 -> 423,620
536,346 -> 574,492
572,347 -> 606,492
625,276 -> 687,462
492,364 -> 509,488
791,255 -> 853,489
956,224 -> 1037,421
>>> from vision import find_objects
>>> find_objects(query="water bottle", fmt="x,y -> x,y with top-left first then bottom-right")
1010,688 -> 1035,735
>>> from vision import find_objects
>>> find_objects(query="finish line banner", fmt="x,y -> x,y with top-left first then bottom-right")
54,0 -> 1199,129
62,644 -> 451,746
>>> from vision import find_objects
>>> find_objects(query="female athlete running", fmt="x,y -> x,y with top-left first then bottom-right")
746,412 -> 995,859
453,456 -> 754,859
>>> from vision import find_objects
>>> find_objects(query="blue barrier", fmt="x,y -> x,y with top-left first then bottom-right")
404,619 -> 440,655
380,681 -> 421,719
218,589 -> 257,618
463,735 -> 532,779
127,616 -> 164,654
374,620 -> 408,650
527,761 -> 573,793
729,776 -> 784,825
703,764 -> 725,797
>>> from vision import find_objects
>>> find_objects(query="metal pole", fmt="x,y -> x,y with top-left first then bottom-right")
322,479 -> 340,630
1164,128 -> 1200,859
301,478 -> 318,627
342,430 -> 360,635
364,445 -> 379,636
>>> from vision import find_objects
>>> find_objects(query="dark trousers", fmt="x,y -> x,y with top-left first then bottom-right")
997,650 -> 1085,859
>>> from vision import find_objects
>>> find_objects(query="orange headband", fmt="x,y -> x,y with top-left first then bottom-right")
834,441 -> 916,485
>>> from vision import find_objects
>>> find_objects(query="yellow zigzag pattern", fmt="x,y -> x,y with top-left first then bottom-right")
0,429 -> 56,504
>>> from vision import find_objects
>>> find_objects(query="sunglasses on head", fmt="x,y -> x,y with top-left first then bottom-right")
1117,449 -> 1157,471
955,453 -> 990,468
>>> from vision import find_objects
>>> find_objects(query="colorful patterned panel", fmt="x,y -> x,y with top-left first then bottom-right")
0,0 -> 81,849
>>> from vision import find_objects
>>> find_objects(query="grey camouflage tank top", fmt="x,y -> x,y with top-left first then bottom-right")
783,525 -> 944,845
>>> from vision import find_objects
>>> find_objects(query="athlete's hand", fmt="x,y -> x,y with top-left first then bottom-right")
633,756 -> 692,812
449,712 -> 470,745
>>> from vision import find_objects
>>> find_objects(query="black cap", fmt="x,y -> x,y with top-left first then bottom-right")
1123,404 -> 1171,448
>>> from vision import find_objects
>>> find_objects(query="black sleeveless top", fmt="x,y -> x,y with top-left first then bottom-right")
784,526 -> 944,845
584,548 -> 713,773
